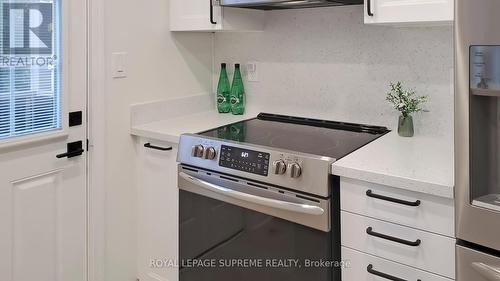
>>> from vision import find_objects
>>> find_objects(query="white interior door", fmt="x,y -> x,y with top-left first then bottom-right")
0,0 -> 88,281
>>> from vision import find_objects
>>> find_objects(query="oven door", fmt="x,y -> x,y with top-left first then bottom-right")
178,165 -> 338,281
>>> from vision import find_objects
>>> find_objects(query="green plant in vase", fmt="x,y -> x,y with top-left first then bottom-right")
386,82 -> 428,137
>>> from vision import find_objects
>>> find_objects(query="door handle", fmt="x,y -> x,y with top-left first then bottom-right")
179,172 -> 325,215
56,141 -> 84,159
472,262 -> 500,280
366,227 -> 421,247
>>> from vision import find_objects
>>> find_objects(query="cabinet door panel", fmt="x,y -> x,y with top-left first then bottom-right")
170,0 -> 265,32
137,139 -> 179,281
364,0 -> 454,25
170,0 -> 221,31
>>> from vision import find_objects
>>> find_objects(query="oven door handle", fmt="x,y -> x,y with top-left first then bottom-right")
179,172 -> 325,216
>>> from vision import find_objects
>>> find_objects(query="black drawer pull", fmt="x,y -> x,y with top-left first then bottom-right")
367,264 -> 421,281
366,190 -> 421,207
144,143 -> 172,151
366,227 -> 421,247
209,0 -> 217,24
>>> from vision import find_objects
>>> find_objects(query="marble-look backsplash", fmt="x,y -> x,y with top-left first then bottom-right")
214,5 -> 454,139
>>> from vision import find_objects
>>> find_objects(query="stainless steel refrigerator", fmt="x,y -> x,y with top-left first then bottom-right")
456,0 -> 500,280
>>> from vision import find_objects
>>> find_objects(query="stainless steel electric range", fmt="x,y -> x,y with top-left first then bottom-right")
177,113 -> 389,281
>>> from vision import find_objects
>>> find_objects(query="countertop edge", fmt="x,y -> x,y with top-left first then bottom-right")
130,126 -> 180,144
332,164 -> 455,199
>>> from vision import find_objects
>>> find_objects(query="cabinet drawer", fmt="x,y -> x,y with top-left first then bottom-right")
341,178 -> 454,237
341,211 -> 456,279
342,247 -> 453,281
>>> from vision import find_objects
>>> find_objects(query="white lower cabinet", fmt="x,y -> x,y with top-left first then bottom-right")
340,177 -> 456,280
341,178 -> 455,237
342,247 -> 453,281
341,211 -> 456,279
137,138 -> 179,281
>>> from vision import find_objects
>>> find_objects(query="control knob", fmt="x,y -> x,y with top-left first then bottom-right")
273,160 -> 287,175
203,147 -> 217,160
191,145 -> 204,158
289,163 -> 302,178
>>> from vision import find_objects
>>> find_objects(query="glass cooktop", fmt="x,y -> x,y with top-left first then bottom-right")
199,113 -> 389,160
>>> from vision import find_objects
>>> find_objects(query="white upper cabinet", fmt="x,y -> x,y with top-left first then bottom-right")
170,0 -> 265,32
364,0 -> 454,25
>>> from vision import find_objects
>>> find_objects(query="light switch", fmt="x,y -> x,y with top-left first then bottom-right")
112,52 -> 127,78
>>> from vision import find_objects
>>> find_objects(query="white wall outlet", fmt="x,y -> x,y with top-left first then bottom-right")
112,52 -> 127,78
246,62 -> 259,82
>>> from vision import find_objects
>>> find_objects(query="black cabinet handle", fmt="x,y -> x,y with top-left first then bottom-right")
366,227 -> 421,247
210,0 -> 217,24
367,0 -> 374,16
366,190 -> 421,207
367,264 -> 421,281
56,141 -> 84,159
144,143 -> 172,151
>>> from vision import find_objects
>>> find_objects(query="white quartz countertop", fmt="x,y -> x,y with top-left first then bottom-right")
131,96 -> 454,199
131,110 -> 257,144
332,131 -> 455,199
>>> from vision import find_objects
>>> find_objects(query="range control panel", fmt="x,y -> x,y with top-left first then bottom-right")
178,134 -> 332,197
219,145 -> 270,176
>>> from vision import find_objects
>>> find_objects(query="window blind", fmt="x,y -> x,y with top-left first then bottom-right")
0,0 -> 61,140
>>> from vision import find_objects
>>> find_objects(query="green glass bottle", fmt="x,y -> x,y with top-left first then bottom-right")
230,64 -> 245,115
217,63 -> 231,113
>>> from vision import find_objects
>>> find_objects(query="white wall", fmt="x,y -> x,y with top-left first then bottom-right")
102,1 -> 212,280
215,6 -> 454,139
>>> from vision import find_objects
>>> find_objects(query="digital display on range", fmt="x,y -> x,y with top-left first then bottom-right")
219,145 -> 270,176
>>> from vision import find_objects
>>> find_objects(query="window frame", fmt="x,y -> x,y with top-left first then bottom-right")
0,0 -> 69,148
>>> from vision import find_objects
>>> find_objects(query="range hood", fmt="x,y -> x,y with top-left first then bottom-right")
220,0 -> 363,10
